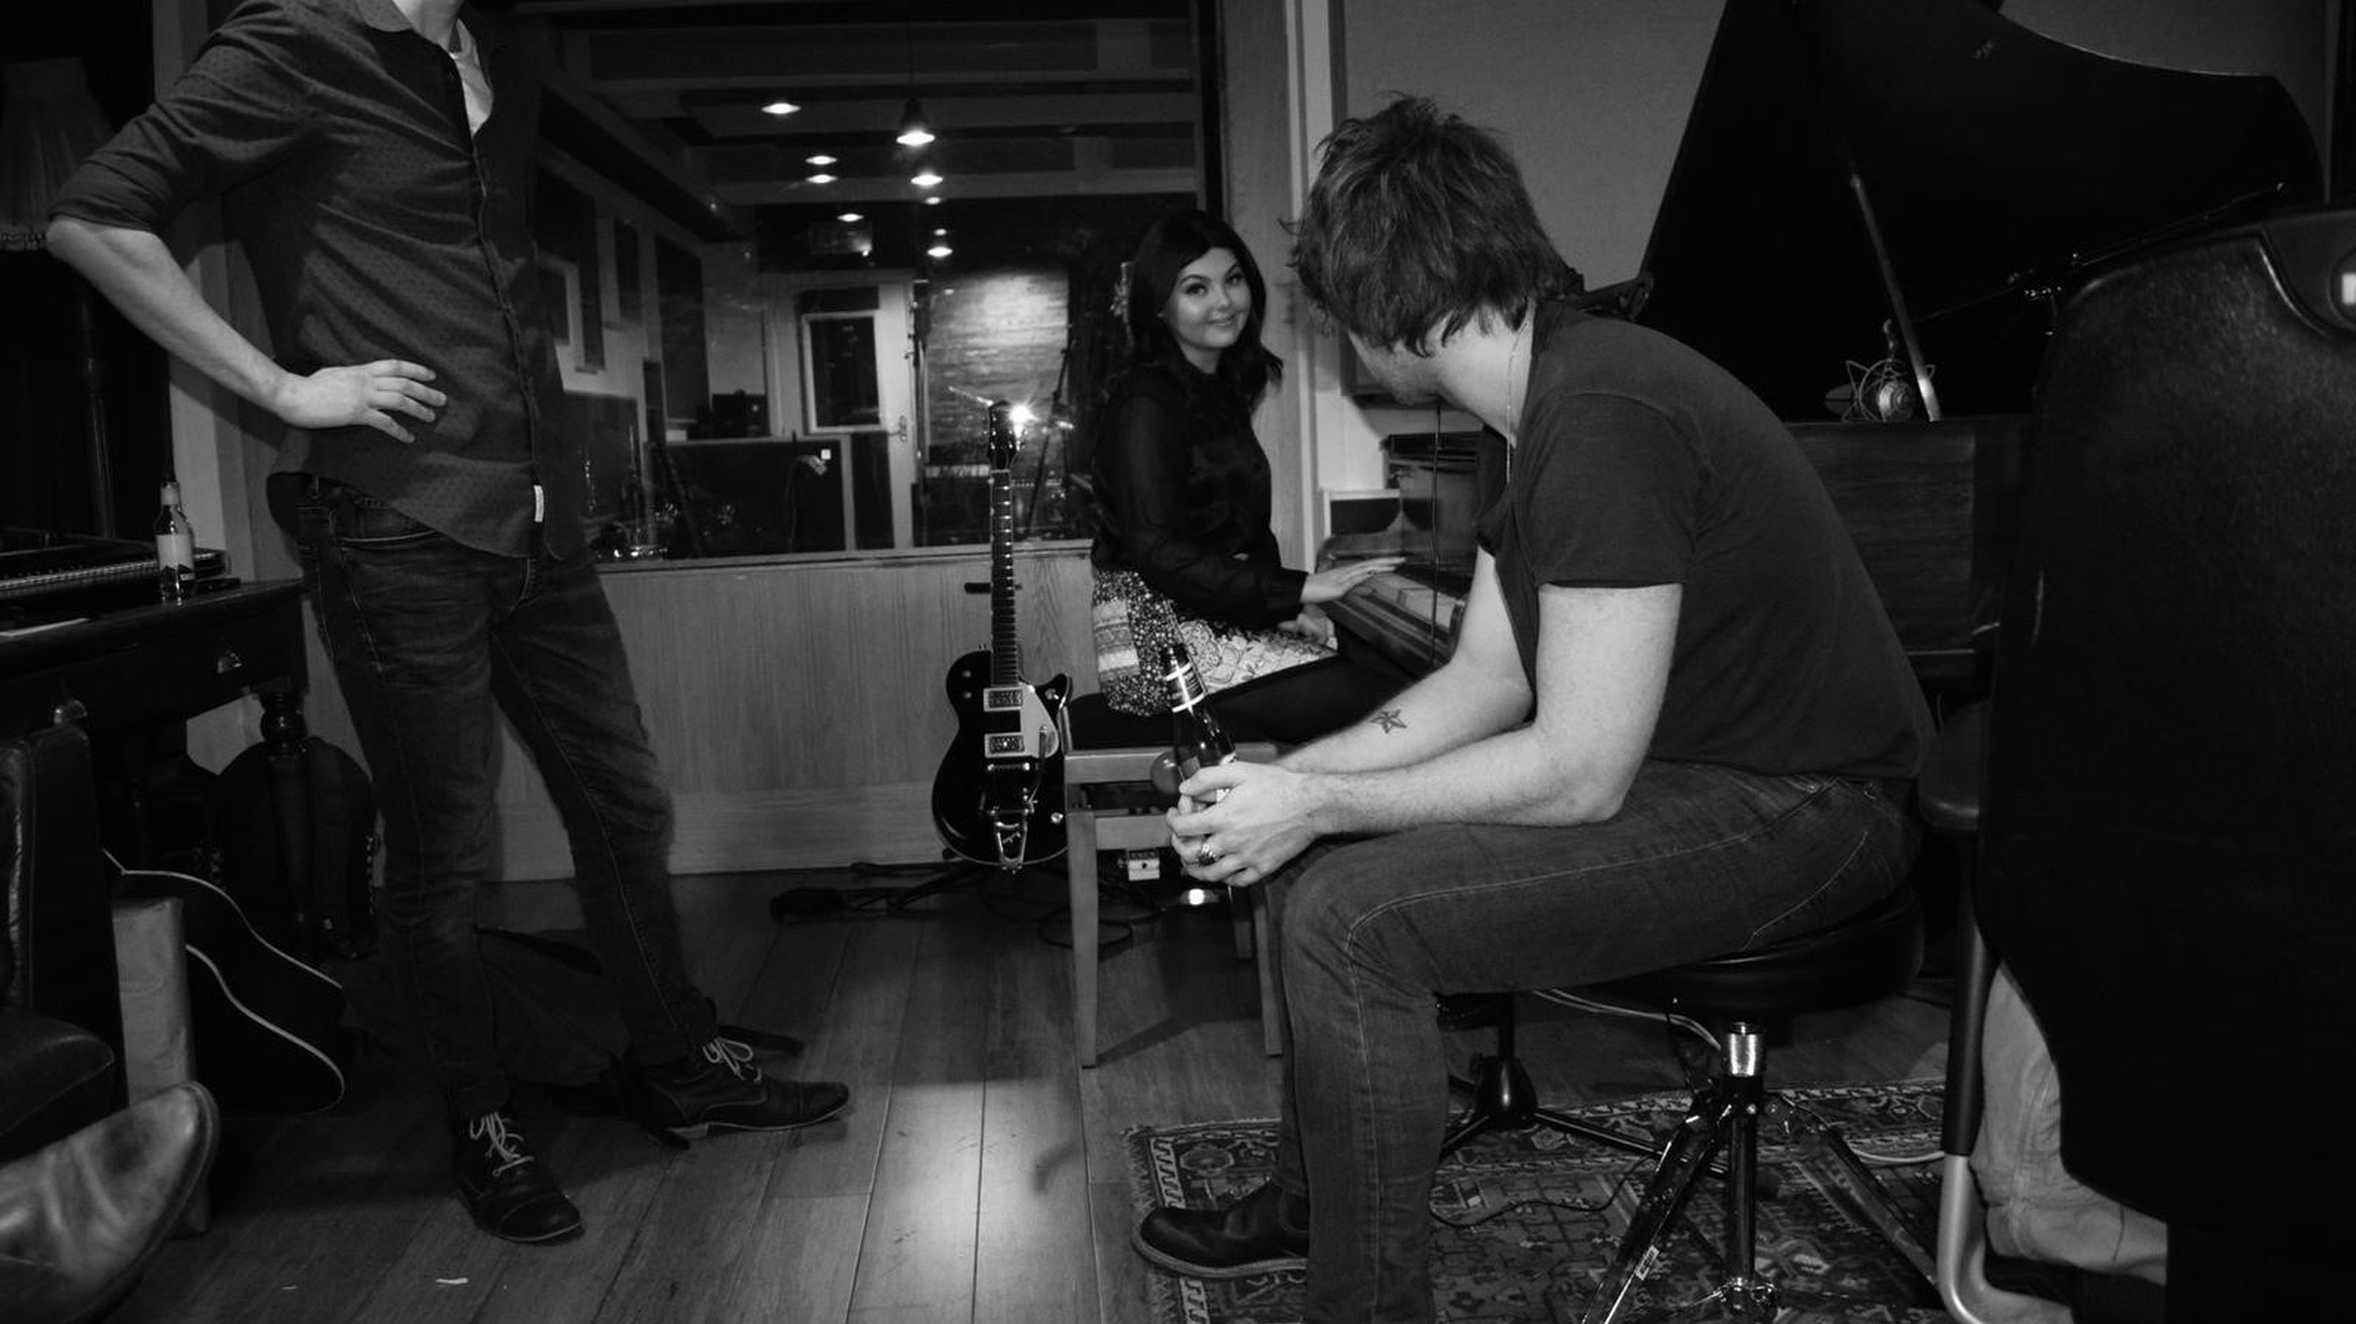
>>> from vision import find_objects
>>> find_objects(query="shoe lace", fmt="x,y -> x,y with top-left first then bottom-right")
702,1035 -> 759,1083
468,1112 -> 534,1178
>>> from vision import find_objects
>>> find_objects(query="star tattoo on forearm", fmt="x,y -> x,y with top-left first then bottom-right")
1371,708 -> 1407,733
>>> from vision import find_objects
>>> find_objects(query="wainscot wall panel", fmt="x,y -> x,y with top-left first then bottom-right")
489,543 -> 1095,880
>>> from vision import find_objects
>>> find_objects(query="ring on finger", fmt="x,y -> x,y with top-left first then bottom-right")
1196,845 -> 1218,867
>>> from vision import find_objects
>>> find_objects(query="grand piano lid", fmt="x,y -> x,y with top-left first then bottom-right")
1635,0 -> 2321,420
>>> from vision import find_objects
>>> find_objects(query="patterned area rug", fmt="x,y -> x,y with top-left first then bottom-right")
1125,1079 -> 1949,1324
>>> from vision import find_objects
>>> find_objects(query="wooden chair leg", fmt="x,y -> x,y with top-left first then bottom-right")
1249,888 -> 1282,1057
1068,806 -> 1100,1068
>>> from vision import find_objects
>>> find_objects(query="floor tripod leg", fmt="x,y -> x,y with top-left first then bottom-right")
1803,1120 -> 1937,1290
1579,1086 -> 1735,1324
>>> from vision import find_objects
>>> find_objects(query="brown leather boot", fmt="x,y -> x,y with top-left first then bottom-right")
0,1081 -> 218,1324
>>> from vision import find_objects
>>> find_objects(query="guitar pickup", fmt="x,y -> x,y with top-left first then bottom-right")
985,734 -> 1028,757
982,687 -> 1026,712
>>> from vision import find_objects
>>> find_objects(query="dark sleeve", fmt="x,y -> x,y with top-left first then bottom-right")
48,0 -> 315,231
1097,385 -> 1307,627
1513,392 -> 1703,587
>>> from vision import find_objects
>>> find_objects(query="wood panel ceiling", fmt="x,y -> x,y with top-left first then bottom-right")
516,0 -> 1210,243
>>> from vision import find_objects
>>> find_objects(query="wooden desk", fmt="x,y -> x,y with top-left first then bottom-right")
0,580 -> 315,924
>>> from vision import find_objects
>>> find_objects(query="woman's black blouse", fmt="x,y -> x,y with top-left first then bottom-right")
1090,359 -> 1306,629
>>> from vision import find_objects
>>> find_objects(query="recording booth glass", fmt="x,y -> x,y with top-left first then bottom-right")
661,437 -> 849,557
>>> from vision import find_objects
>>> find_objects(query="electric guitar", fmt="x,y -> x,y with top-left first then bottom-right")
931,400 -> 1069,867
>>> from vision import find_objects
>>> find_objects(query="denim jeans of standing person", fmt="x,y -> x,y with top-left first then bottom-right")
1255,759 -> 1917,1324
293,477 -> 715,1121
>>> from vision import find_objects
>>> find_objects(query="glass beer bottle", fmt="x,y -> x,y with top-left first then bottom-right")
1162,641 -> 1234,805
155,480 -> 196,603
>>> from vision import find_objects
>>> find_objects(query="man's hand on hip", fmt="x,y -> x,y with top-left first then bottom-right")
272,360 -> 444,442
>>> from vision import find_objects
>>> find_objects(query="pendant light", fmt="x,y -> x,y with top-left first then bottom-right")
894,17 -> 933,147
896,97 -> 934,148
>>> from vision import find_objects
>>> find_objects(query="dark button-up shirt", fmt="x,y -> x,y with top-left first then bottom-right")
49,0 -> 584,557
1089,358 -> 1306,628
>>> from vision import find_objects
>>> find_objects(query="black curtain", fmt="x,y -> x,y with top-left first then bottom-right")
2,1 -> 168,537
2338,1 -> 2356,202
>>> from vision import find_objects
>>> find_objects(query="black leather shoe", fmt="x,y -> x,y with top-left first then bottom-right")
452,1111 -> 582,1244
632,1037 -> 849,1141
1132,1180 -> 1310,1278
0,1081 -> 218,1324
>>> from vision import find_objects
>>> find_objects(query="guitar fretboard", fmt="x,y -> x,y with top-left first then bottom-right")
988,422 -> 1024,685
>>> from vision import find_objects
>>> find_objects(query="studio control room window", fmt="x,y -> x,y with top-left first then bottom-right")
526,2 -> 1218,562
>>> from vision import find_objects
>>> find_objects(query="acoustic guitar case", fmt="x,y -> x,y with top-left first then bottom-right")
111,859 -> 349,1115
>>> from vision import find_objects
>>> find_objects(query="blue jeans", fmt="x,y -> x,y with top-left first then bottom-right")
1259,760 -> 1916,1323
293,479 -> 714,1119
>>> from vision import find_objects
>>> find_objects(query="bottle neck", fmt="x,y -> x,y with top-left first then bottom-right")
1166,660 -> 1210,712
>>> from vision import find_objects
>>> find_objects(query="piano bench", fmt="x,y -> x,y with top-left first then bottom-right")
1062,694 -> 1282,1068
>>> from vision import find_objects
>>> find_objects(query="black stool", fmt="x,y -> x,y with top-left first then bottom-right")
1579,885 -> 1929,1322
1440,885 -> 1932,1322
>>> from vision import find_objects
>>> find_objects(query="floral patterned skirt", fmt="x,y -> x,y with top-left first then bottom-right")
1091,568 -> 1332,716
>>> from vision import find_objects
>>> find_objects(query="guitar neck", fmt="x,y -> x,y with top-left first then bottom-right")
989,451 -> 1023,686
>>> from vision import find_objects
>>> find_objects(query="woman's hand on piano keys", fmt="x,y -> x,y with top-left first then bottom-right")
1167,762 -> 1319,889
1301,555 -> 1408,606
1277,607 -> 1335,646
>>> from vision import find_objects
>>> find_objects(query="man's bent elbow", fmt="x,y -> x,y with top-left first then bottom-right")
44,215 -> 98,265
1530,768 -> 1638,826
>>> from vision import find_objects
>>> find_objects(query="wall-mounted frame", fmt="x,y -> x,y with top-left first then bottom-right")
537,254 -> 582,352
799,310 -> 882,434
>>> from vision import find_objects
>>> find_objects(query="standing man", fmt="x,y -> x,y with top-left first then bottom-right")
48,0 -> 847,1246
1131,97 -> 1930,1321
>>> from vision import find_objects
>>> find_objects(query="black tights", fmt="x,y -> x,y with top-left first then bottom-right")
1205,655 -> 1408,746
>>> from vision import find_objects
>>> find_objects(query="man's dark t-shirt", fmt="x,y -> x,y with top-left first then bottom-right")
1477,305 -> 1930,781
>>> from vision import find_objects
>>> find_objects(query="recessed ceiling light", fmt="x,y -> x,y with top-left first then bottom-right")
806,154 -> 836,166
838,211 -> 864,223
924,195 -> 943,206
932,227 -> 948,236
926,243 -> 953,259
807,172 -> 836,184
762,100 -> 799,116
911,170 -> 942,189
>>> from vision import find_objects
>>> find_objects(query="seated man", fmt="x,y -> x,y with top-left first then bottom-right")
1131,96 -> 1930,1323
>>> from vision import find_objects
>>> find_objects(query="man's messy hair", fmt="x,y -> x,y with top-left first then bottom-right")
1290,96 -> 1572,355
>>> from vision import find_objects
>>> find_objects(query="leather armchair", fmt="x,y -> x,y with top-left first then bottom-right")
2,722 -> 124,1163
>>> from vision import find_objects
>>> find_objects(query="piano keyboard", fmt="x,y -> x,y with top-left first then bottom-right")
0,530 -> 226,604
1324,564 -> 1468,678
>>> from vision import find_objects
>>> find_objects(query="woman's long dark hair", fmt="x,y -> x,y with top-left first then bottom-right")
1119,208 -> 1283,409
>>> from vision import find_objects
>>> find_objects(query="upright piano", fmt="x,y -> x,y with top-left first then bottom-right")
1324,0 -> 2320,685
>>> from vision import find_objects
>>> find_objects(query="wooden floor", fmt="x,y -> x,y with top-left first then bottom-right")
111,862 -> 1953,1324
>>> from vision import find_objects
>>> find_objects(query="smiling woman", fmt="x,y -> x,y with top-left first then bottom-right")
1085,208 -> 1405,743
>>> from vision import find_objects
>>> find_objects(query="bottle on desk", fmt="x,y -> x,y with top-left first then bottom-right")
155,480 -> 195,603
1162,641 -> 1235,806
